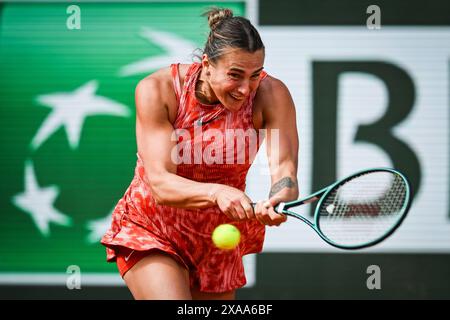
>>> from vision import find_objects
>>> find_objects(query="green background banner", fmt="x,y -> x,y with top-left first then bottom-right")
0,1 -> 244,275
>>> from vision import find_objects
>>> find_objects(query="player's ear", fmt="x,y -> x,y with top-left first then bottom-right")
202,54 -> 212,76
202,54 -> 210,69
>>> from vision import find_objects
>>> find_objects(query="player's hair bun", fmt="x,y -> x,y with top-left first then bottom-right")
205,8 -> 233,31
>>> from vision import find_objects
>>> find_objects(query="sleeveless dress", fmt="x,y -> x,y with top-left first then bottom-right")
101,62 -> 267,293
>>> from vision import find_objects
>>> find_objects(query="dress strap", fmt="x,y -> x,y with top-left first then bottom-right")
170,63 -> 182,103
260,70 -> 268,81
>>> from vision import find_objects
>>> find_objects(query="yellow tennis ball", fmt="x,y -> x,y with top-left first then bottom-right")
212,224 -> 241,250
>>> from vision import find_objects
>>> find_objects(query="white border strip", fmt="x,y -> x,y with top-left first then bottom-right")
246,0 -> 258,26
0,273 -> 125,286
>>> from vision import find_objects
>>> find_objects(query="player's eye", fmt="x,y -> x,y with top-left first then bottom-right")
228,73 -> 240,79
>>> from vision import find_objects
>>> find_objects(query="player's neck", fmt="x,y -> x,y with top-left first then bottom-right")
195,70 -> 219,105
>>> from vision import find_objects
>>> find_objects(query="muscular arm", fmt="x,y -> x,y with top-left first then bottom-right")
259,77 -> 299,202
135,75 -> 219,208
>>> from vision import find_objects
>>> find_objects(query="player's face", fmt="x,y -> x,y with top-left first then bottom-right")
203,48 -> 265,112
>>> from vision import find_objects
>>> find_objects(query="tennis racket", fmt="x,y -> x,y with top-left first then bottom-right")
256,168 -> 411,250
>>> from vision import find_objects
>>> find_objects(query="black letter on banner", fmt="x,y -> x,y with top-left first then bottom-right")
312,61 -> 420,216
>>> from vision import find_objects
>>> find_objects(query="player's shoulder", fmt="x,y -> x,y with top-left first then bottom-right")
134,68 -> 174,121
255,75 -> 292,111
257,75 -> 290,97
135,64 -> 193,123
136,67 -> 171,93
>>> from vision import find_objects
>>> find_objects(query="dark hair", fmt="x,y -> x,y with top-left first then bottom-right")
202,7 -> 264,62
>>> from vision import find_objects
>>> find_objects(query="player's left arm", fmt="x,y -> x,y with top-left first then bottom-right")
263,77 -> 299,202
254,76 -> 299,225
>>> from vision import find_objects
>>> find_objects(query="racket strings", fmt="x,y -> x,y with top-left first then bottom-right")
318,172 -> 408,246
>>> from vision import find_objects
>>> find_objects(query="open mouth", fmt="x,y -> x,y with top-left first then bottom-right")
229,93 -> 245,101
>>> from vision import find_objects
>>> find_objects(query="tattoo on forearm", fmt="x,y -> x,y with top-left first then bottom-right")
269,177 -> 297,197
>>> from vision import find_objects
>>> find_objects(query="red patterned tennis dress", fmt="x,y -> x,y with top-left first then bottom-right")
101,62 -> 267,293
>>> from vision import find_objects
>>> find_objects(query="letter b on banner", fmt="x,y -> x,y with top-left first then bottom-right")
312,61 -> 421,216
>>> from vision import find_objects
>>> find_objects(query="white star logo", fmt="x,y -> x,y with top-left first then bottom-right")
31,80 -> 131,150
12,161 -> 72,237
119,28 -> 197,77
86,211 -> 113,244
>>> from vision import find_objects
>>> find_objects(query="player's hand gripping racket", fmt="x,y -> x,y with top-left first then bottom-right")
256,168 -> 411,250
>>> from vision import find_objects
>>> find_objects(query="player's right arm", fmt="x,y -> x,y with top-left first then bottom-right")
135,72 -> 254,220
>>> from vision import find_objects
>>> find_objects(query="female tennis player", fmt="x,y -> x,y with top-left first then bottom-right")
101,8 -> 299,300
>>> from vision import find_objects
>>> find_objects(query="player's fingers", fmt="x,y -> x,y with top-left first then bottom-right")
268,208 -> 287,226
223,201 -> 239,221
260,199 -> 285,226
241,199 -> 255,220
222,208 -> 235,220
233,201 -> 247,221
260,200 -> 273,225
264,197 -> 287,226
254,201 -> 266,225
268,196 -> 284,214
